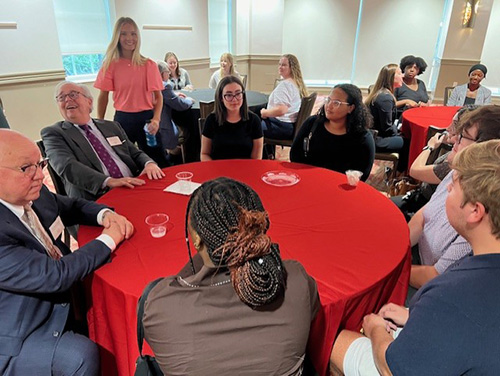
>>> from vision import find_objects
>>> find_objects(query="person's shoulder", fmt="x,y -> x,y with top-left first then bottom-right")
283,259 -> 311,278
41,121 -> 65,133
481,85 -> 492,95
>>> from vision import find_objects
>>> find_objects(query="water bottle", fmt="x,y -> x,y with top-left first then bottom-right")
144,123 -> 157,147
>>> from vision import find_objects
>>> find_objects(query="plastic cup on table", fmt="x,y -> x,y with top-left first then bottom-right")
345,170 -> 363,187
175,171 -> 193,193
145,213 -> 169,238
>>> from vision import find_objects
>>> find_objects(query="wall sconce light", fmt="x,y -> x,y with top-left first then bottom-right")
463,0 -> 479,28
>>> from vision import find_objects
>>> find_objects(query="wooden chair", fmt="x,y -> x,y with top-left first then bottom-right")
367,84 -> 375,94
273,78 -> 283,89
264,92 -> 318,150
240,74 -> 248,89
199,101 -> 215,119
36,139 -> 71,246
370,130 -> 400,181
443,86 -> 454,106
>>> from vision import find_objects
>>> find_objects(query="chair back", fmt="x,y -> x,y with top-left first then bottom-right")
293,92 -> 318,139
273,78 -> 283,89
199,101 -> 214,119
36,139 -> 67,196
198,118 -> 206,140
240,74 -> 248,89
443,86 -> 454,106
426,125 -> 446,142
367,84 -> 375,94
36,139 -> 71,246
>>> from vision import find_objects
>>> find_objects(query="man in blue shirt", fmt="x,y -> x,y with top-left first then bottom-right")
330,139 -> 500,375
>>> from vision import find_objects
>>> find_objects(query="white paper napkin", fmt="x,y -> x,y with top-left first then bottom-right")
164,180 -> 201,196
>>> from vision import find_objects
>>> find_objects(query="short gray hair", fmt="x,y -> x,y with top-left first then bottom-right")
157,60 -> 168,76
54,81 -> 93,112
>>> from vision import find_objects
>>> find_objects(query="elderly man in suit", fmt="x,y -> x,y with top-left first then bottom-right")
41,81 -> 165,201
0,129 -> 134,375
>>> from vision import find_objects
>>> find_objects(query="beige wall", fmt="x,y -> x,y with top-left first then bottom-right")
1,0 -> 499,140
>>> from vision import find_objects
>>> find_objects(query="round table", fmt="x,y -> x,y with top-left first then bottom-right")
79,160 -> 410,376
401,106 -> 461,168
173,89 -> 269,162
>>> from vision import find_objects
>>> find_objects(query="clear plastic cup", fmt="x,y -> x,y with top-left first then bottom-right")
145,213 -> 169,238
175,171 -> 193,193
346,170 -> 363,186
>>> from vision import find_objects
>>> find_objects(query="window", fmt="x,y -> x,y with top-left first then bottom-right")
208,0 -> 233,65
53,0 -> 112,80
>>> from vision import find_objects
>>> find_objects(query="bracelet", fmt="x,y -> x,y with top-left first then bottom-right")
422,145 -> 434,152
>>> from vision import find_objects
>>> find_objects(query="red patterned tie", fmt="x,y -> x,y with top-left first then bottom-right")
23,205 -> 63,260
79,124 -> 123,178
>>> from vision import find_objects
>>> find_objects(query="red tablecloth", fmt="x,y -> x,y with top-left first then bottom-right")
79,160 -> 410,376
401,106 -> 460,168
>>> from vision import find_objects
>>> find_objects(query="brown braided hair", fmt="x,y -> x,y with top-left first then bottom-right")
184,177 -> 287,308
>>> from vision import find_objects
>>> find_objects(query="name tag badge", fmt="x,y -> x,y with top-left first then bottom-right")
107,136 -> 123,146
49,216 -> 65,241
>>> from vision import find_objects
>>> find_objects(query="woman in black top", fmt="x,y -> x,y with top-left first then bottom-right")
201,76 -> 263,160
365,63 -> 409,172
290,84 -> 375,181
394,55 -> 429,119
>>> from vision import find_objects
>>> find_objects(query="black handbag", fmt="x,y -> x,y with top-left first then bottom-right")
135,278 -> 164,376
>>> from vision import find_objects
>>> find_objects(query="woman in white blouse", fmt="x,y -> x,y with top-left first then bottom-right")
260,54 -> 308,140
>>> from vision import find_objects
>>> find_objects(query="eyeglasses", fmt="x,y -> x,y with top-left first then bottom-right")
324,97 -> 350,108
55,91 -> 84,102
458,132 -> 477,144
0,158 -> 49,178
223,91 -> 244,102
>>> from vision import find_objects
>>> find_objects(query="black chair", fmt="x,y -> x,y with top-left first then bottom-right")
264,92 -> 318,152
36,139 -> 71,247
198,117 -> 206,140
199,101 -> 215,119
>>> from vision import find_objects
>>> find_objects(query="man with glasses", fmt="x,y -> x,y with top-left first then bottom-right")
0,129 -> 134,375
408,105 -> 500,289
41,81 -> 165,201
330,139 -> 500,375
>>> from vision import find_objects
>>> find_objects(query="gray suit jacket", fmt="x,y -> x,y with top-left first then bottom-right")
41,119 -> 153,201
447,83 -> 492,106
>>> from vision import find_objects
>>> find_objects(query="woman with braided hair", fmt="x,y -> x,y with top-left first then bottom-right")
143,177 -> 319,375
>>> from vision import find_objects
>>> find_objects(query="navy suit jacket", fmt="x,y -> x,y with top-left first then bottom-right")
0,186 -> 110,374
160,82 -> 193,149
41,118 -> 153,201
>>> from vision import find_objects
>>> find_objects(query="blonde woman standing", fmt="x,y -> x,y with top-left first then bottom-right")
94,17 -> 168,167
261,54 -> 308,141
208,52 -> 238,89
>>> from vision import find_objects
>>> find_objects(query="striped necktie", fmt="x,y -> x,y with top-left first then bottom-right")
79,124 -> 123,178
23,204 -> 63,260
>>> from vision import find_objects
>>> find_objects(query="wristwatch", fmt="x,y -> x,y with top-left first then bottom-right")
422,145 -> 434,152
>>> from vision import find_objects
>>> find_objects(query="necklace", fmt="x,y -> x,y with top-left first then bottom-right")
178,276 -> 231,288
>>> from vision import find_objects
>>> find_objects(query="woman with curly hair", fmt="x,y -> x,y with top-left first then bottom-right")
143,177 -> 319,375
395,55 -> 429,118
290,84 -> 375,181
261,54 -> 308,141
